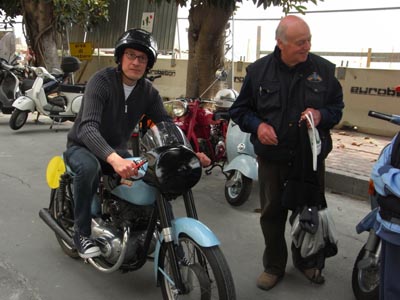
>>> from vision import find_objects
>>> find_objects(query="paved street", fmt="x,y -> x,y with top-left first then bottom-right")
0,112 -> 370,300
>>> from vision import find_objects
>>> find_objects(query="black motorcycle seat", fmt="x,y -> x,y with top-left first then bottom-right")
213,110 -> 230,121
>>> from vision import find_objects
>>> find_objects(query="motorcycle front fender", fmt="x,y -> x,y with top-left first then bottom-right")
12,95 -> 35,112
223,154 -> 258,180
154,217 -> 220,280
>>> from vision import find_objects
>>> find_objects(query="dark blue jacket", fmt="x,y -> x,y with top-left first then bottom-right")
229,46 -> 344,161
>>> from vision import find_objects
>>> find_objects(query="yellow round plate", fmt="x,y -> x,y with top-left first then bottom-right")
46,156 -> 66,189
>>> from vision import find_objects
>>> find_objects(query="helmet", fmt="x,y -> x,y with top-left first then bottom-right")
114,28 -> 158,69
214,88 -> 238,109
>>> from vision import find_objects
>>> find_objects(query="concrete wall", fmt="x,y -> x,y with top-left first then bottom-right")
75,56 -> 400,137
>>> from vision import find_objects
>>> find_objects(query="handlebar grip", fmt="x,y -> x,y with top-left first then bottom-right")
368,110 -> 400,125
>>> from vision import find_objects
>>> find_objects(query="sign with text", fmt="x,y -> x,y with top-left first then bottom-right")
141,12 -> 154,32
69,42 -> 93,61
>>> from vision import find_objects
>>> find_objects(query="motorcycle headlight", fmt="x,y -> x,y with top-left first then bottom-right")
164,99 -> 187,118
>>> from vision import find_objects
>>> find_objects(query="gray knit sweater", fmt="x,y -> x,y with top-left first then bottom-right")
67,67 -> 172,161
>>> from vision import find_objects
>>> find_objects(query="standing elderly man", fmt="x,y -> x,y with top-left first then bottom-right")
229,15 -> 344,290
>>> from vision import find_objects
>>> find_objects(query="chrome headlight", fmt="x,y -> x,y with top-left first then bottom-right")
164,99 -> 187,117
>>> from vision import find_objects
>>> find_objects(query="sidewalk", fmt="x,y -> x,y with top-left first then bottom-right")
325,128 -> 392,200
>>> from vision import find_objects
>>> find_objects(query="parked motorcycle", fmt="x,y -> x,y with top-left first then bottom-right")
352,109 -> 400,300
0,57 -> 34,114
163,71 -> 231,175
41,121 -> 236,299
9,56 -> 84,130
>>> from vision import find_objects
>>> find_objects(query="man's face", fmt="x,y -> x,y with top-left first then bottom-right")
277,22 -> 311,67
121,48 -> 148,85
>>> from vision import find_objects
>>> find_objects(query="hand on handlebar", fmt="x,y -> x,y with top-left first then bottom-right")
107,152 -> 144,179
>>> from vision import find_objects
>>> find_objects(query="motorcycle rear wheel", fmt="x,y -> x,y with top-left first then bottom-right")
224,171 -> 252,206
351,243 -> 380,300
158,234 -> 236,300
50,187 -> 79,258
9,109 -> 28,130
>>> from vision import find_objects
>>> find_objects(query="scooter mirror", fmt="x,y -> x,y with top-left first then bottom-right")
215,69 -> 227,81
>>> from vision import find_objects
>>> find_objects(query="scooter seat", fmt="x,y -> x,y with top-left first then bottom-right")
213,110 -> 230,121
59,83 -> 85,94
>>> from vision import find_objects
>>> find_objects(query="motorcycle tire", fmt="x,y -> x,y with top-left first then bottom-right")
158,234 -> 236,300
224,170 -> 252,206
50,188 -> 79,259
351,243 -> 380,300
9,109 -> 28,130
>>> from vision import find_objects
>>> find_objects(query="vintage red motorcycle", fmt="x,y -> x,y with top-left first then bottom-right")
163,90 -> 233,174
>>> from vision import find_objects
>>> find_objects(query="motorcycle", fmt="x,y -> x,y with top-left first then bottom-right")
352,109 -> 400,300
9,56 -> 84,130
0,57 -> 35,114
163,71 -> 230,175
40,121 -> 236,299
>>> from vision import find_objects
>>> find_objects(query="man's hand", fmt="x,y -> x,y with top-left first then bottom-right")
106,152 -> 139,178
196,152 -> 211,167
300,108 -> 321,128
257,122 -> 278,145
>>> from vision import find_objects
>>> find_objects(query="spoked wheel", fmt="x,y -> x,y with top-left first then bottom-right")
158,235 -> 236,300
351,243 -> 380,300
224,170 -> 252,206
9,109 -> 28,130
50,187 -> 79,258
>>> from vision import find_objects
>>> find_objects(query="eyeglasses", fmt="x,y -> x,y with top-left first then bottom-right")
124,52 -> 148,64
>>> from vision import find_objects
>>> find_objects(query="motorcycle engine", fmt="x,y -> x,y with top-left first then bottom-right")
91,199 -> 153,265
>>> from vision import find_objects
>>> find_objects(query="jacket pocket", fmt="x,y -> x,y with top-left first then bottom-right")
256,81 -> 281,119
304,81 -> 327,109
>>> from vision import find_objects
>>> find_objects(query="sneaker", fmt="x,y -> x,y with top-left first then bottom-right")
256,272 -> 283,291
74,233 -> 101,258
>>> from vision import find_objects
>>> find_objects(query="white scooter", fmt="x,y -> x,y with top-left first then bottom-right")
215,88 -> 258,206
9,56 -> 84,130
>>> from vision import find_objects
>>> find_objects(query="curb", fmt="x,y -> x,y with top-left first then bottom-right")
326,168 -> 369,201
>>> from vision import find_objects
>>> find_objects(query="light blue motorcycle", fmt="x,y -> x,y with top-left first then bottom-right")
40,122 -> 236,299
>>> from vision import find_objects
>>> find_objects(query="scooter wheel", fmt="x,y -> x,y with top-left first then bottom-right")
9,109 -> 28,130
224,170 -> 252,206
351,243 -> 380,300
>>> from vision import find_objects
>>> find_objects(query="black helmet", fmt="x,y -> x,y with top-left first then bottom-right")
114,28 -> 158,69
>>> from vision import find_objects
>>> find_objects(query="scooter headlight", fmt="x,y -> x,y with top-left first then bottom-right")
164,99 -> 187,118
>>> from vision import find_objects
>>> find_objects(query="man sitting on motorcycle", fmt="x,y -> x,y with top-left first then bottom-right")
64,28 -> 210,259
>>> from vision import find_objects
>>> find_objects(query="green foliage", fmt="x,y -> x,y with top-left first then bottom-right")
0,0 -> 110,32
53,0 -> 111,32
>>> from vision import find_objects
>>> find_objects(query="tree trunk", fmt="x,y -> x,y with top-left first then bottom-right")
186,3 -> 233,98
21,0 -> 59,71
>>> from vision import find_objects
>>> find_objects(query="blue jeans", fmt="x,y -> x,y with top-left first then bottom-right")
64,146 -> 101,237
64,146 -> 133,236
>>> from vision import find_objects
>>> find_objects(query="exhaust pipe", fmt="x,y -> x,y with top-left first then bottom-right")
39,208 -> 75,249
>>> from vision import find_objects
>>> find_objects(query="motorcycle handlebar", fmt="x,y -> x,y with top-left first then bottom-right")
368,110 -> 400,125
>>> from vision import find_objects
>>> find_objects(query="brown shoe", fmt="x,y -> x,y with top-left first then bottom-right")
256,272 -> 282,291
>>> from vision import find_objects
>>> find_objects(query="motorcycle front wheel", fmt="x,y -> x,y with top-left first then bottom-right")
9,109 -> 28,130
50,187 -> 79,258
158,234 -> 236,300
224,170 -> 252,206
351,243 -> 380,300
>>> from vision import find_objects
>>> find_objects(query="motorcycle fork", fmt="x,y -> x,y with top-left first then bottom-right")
364,229 -> 381,262
156,194 -> 187,293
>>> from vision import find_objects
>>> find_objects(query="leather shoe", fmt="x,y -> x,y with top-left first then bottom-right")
256,272 -> 282,291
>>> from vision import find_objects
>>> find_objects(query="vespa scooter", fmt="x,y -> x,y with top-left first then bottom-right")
0,57 -> 34,114
9,56 -> 84,130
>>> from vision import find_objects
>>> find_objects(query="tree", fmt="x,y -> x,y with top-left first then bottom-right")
0,0 -> 109,70
0,0 -> 321,96
156,0 -> 321,97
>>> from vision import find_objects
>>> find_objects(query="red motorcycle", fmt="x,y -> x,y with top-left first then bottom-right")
164,94 -> 231,174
